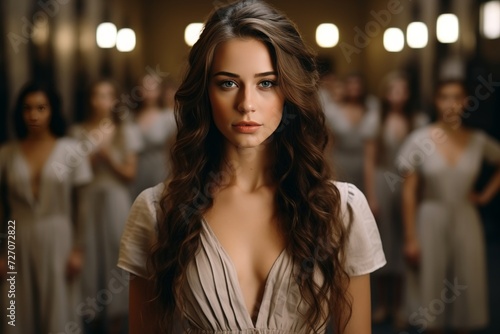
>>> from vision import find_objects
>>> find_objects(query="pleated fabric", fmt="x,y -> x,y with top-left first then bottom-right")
118,181 -> 386,333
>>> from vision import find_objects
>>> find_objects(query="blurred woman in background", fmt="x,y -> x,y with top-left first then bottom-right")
129,74 -> 176,201
399,79 -> 500,334
69,79 -> 141,334
0,81 -> 92,334
322,72 -> 380,192
366,72 -> 428,330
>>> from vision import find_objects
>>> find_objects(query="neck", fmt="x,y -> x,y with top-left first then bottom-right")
140,102 -> 160,112
88,113 -> 110,126
222,142 -> 275,192
437,119 -> 462,132
388,104 -> 405,114
25,130 -> 55,142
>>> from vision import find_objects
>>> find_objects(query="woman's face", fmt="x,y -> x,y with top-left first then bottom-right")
386,78 -> 409,108
435,83 -> 466,120
208,38 -> 284,149
345,76 -> 364,100
140,74 -> 161,105
22,91 -> 52,135
91,82 -> 115,118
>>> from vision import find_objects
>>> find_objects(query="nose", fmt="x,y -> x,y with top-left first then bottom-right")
25,108 -> 38,122
236,86 -> 255,114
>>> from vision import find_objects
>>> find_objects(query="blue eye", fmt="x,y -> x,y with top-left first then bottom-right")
259,80 -> 275,88
220,81 -> 237,88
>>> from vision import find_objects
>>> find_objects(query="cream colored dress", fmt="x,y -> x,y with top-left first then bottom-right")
397,126 -> 500,329
130,110 -> 176,201
0,138 -> 92,334
118,182 -> 386,333
69,122 -> 142,320
320,90 -> 380,192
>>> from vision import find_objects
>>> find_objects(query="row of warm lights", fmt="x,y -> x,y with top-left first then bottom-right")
184,1 -> 500,50
96,23 -> 136,52
382,14 -> 459,52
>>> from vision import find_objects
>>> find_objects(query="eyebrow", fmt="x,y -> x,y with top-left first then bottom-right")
212,71 -> 277,78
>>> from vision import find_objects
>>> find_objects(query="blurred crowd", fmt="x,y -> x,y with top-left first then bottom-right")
0,60 -> 499,334
319,65 -> 500,334
0,75 -> 177,334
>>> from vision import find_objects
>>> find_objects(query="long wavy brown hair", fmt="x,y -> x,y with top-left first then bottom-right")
149,0 -> 352,332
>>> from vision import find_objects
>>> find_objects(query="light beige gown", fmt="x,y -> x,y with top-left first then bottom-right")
0,138 -> 92,334
397,126 -> 500,329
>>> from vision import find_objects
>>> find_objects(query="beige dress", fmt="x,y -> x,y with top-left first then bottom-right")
397,126 -> 500,329
130,110 -> 176,201
69,122 -> 142,320
320,90 -> 380,192
118,182 -> 386,333
0,138 -> 92,334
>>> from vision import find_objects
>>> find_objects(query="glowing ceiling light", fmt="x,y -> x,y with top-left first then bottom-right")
481,1 -> 500,39
406,21 -> 428,48
437,14 -> 459,43
116,28 -> 136,52
316,23 -> 340,48
96,22 -> 117,48
384,27 -> 404,52
184,23 -> 204,47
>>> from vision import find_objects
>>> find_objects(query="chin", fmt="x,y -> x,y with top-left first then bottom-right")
226,138 -> 264,149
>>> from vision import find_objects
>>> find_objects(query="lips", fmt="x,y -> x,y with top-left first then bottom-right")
232,121 -> 262,134
232,121 -> 261,126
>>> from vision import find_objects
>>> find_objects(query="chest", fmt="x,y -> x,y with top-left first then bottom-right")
203,188 -> 286,321
21,141 -> 55,175
342,104 -> 364,126
420,132 -> 481,180
19,141 -> 58,198
384,113 -> 410,143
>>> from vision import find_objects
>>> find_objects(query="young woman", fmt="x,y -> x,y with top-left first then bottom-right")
366,72 -> 428,329
69,79 -> 141,333
322,72 -> 380,192
129,74 -> 177,201
0,81 -> 92,333
399,79 -> 500,333
118,1 -> 386,333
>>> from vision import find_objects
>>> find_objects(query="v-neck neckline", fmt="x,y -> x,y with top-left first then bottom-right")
431,129 -> 475,169
201,217 -> 286,328
16,139 -> 60,205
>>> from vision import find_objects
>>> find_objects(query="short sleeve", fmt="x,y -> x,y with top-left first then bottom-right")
122,122 -> 143,153
479,131 -> 500,165
118,183 -> 163,278
320,90 -> 345,134
65,139 -> 93,186
336,182 -> 386,276
395,127 -> 430,176
361,95 -> 381,139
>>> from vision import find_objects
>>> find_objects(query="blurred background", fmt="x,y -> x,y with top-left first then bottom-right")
0,0 -> 499,333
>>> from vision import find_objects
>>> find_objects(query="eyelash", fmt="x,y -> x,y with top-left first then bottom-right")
218,80 -> 277,89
